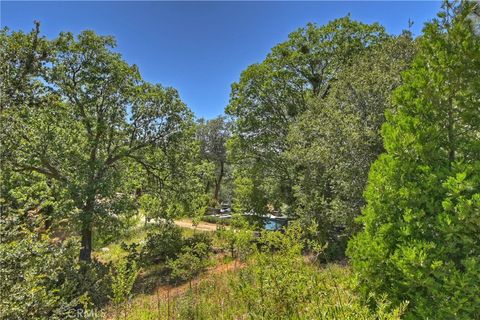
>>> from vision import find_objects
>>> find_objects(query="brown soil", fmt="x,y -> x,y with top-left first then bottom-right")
174,218 -> 224,232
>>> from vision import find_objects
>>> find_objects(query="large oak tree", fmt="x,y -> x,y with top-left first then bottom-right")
226,17 -> 387,214
1,28 -> 201,261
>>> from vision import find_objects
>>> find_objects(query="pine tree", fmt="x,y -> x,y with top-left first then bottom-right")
347,2 -> 480,318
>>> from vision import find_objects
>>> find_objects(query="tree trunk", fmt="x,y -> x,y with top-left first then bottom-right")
213,161 -> 224,202
79,224 -> 92,261
79,198 -> 94,262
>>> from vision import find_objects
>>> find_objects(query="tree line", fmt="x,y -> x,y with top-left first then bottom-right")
1,1 -> 479,318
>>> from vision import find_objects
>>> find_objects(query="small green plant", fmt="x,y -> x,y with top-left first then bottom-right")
111,259 -> 138,318
167,238 -> 212,284
217,223 -> 255,260
139,221 -> 183,265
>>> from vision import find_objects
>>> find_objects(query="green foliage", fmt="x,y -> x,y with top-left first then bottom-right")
0,215 -> 112,319
3,6 -> 478,319
137,221 -> 183,265
183,232 -> 213,252
121,222 -> 213,284
216,224 -> 255,260
288,32 -> 417,259
0,25 -> 205,261
0,217 -> 73,319
228,229 -> 405,320
119,225 -> 405,320
166,240 -> 212,284
200,215 -> 231,225
230,168 -> 268,215
196,116 -> 233,204
348,2 -> 480,318
226,16 -> 387,214
166,232 -> 213,284
111,259 -> 138,306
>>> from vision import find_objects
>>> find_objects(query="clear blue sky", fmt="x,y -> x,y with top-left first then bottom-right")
1,1 -> 441,119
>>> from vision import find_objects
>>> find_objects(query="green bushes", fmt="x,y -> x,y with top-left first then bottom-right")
111,259 -> 138,318
200,215 -> 231,226
167,241 -> 212,284
167,232 -> 213,283
138,221 -> 183,264
0,215 -> 113,319
348,3 -> 480,319
183,232 -> 213,252
122,221 -> 213,284
217,227 -> 405,319
216,225 -> 255,260
119,225 -> 405,320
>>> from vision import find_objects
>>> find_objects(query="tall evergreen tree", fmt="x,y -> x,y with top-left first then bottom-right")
348,2 -> 480,318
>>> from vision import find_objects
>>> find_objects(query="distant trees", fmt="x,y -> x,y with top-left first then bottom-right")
348,2 -> 480,318
226,16 -> 417,256
1,27 -> 207,261
196,116 -> 232,204
289,32 -> 417,257
227,18 -> 387,216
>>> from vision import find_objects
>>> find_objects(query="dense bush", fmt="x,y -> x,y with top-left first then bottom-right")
183,232 -> 213,253
348,3 -> 480,319
138,221 -> 183,265
200,215 -> 231,226
119,225 -> 405,319
0,215 -> 112,319
166,240 -> 212,284
166,231 -> 213,283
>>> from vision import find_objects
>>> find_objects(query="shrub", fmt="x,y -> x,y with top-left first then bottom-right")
111,258 -> 138,319
200,215 -> 231,226
216,226 -> 255,260
112,224 -> 406,319
167,241 -> 211,284
182,232 -> 213,253
139,221 -> 183,265
62,258 -> 113,308
0,215 -> 112,319
226,225 -> 406,319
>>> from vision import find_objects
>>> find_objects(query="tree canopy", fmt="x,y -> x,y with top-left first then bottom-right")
1,27 -> 207,261
226,17 -> 387,215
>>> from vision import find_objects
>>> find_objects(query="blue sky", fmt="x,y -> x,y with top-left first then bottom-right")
1,1 -> 441,119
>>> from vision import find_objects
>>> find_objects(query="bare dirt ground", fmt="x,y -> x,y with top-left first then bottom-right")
174,218 -> 224,232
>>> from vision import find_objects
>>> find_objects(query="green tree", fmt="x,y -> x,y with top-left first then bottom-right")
226,17 -> 386,214
348,2 -> 480,318
196,116 -> 232,204
288,32 -> 416,258
1,28 -> 199,261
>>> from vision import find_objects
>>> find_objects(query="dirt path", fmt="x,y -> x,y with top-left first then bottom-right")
174,218 -> 224,232
105,259 -> 244,319
154,259 -> 244,300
